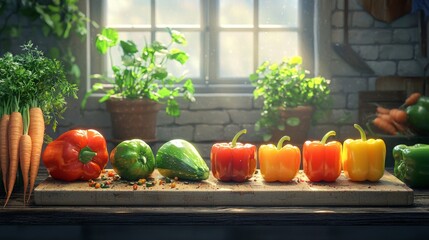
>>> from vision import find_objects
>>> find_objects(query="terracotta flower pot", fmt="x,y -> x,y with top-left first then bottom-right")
271,106 -> 314,145
106,98 -> 160,142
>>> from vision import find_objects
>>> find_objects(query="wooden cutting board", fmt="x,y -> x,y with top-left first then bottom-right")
34,170 -> 413,206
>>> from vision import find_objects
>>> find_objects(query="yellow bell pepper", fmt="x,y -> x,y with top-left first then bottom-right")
259,136 -> 301,182
342,124 -> 386,182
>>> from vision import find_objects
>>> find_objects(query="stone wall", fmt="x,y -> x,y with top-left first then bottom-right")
2,0 -> 425,162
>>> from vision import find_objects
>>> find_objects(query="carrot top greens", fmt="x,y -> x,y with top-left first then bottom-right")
0,41 -> 78,131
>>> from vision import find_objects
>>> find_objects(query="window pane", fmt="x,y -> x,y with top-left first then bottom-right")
107,32 -> 151,76
156,32 -> 201,79
219,0 -> 253,27
259,0 -> 298,28
219,32 -> 253,78
106,0 -> 151,27
258,32 -> 298,64
156,0 -> 200,27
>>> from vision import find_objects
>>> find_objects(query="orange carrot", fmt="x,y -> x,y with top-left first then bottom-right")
27,107 -> 45,203
377,113 -> 393,122
19,134 -> 31,206
389,108 -> 408,124
4,111 -> 23,207
19,106 -> 31,206
0,114 -> 10,193
404,92 -> 421,106
376,106 -> 390,115
373,117 -> 397,135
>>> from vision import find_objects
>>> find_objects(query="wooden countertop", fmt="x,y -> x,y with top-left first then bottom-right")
1,168 -> 429,226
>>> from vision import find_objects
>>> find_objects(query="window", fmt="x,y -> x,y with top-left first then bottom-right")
89,0 -> 314,93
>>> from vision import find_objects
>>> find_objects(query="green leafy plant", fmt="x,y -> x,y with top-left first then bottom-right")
0,42 -> 78,131
249,56 -> 331,140
81,27 -> 195,117
0,0 -> 98,83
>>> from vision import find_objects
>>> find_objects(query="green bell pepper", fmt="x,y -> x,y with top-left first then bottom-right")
110,139 -> 156,181
406,96 -> 429,135
393,144 -> 429,188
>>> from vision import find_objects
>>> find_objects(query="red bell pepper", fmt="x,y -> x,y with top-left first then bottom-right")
42,129 -> 109,181
303,130 -> 342,182
211,129 -> 256,182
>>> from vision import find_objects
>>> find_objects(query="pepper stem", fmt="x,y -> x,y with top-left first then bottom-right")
277,136 -> 291,150
79,146 -> 97,164
231,129 -> 247,148
321,131 -> 336,144
354,123 -> 367,141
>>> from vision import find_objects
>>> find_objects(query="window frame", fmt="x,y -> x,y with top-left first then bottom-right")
88,0 -> 315,94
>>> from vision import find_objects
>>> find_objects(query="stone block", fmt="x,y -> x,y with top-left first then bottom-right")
189,95 -> 253,110
157,125 -> 194,141
224,125 -> 242,140
331,29 -> 344,43
194,125 -> 224,141
228,110 -> 260,124
331,11 -> 344,27
347,93 -> 359,109
156,111 -> 175,126
241,124 -> 263,142
352,11 -> 373,28
329,78 -> 344,93
330,58 -> 361,76
349,29 -> 392,44
379,45 -> 413,60
342,77 -> 368,93
398,60 -> 425,76
367,61 -> 396,76
331,93 -> 347,109
373,29 -> 394,44
356,45 -> 378,60
368,77 -> 377,91
393,29 -> 418,43
175,110 -> 230,125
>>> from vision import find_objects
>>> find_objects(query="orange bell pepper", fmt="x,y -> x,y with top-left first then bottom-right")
342,124 -> 386,182
303,130 -> 342,182
259,136 -> 301,182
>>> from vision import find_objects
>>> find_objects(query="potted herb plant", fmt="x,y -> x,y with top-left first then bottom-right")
81,28 -> 195,142
249,56 -> 331,143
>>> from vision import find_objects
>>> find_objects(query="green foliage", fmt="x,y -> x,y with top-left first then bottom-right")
0,0 -> 97,83
82,28 -> 195,118
249,56 -> 331,137
0,42 -> 78,131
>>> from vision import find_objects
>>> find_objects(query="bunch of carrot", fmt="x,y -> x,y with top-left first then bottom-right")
0,98 -> 44,207
0,42 -> 77,207
371,93 -> 421,136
